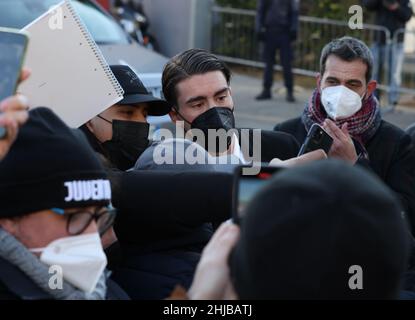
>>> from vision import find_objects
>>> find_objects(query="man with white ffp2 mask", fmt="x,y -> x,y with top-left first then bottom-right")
0,108 -> 129,300
321,85 -> 366,121
274,36 -> 415,238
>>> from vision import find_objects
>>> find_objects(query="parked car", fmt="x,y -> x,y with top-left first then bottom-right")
112,0 -> 160,52
0,0 -> 171,129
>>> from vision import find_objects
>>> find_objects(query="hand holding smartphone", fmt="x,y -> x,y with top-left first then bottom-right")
298,123 -> 333,157
232,164 -> 283,224
0,28 -> 29,139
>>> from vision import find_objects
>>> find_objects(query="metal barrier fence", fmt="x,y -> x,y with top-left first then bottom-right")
211,6 -> 398,107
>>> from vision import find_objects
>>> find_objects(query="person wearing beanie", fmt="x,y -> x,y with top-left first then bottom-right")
186,160 -> 410,300
80,64 -> 172,171
0,107 -> 128,300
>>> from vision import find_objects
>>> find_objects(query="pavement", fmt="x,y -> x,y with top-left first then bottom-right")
232,72 -> 415,131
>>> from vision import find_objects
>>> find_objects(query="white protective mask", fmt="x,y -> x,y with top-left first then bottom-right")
30,233 -> 107,294
321,85 -> 365,120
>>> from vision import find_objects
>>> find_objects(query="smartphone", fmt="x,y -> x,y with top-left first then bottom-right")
0,28 -> 29,138
232,164 -> 283,224
298,123 -> 333,156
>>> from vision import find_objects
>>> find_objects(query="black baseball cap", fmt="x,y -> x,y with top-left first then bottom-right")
110,65 -> 172,116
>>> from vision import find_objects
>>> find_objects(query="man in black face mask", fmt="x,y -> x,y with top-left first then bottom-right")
162,49 -> 305,164
80,65 -> 171,171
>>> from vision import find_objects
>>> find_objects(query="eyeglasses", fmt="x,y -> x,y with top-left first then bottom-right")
51,207 -> 117,236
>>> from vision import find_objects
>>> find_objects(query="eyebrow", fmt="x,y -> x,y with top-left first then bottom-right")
346,79 -> 363,86
325,77 -> 363,85
185,87 -> 230,105
325,77 -> 340,82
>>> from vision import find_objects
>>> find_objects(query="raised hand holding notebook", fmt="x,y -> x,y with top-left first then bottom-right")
18,0 -> 124,128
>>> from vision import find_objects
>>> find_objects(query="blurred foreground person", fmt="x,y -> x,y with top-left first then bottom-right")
186,160 -> 409,299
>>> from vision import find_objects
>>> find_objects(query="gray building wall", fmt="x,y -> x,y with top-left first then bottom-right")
142,0 -> 213,57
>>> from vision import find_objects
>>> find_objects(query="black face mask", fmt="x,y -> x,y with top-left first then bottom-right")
100,118 -> 150,170
188,107 -> 236,155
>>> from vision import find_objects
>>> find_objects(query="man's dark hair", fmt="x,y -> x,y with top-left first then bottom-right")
162,49 -> 232,108
320,36 -> 374,83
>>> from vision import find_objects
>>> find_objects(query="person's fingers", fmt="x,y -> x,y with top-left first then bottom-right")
340,123 -> 354,144
4,110 -> 28,126
203,222 -> 240,258
216,223 -> 240,257
0,95 -> 29,112
6,120 -> 18,142
188,222 -> 240,300
301,149 -> 327,161
19,68 -> 31,83
322,122 -> 335,139
280,149 -> 327,167
324,119 -> 345,140
0,116 -> 18,142
269,158 -> 284,166
341,122 -> 349,135
0,108 -> 28,130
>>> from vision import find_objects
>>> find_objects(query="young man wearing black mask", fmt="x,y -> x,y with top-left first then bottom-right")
80,65 -> 171,171
79,65 -> 213,300
162,49 -> 304,164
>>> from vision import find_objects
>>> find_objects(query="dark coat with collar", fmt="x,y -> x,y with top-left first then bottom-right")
238,128 -> 300,163
274,117 -> 415,235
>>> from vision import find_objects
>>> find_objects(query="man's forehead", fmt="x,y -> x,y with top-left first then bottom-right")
176,71 -> 229,99
323,55 -> 367,82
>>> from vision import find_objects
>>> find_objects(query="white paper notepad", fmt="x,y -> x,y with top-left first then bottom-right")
19,0 -> 124,128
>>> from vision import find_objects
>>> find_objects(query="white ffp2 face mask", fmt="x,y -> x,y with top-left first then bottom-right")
321,85 -> 365,120
30,233 -> 107,294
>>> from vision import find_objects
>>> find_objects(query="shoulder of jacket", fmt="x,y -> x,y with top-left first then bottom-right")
274,117 -> 303,131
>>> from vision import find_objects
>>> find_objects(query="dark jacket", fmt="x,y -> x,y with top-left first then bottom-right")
275,117 -> 415,235
363,0 -> 413,43
256,0 -> 299,34
109,230 -> 206,300
238,128 -> 300,163
0,257 -> 129,300
78,126 -> 216,299
79,126 -> 298,299
109,127 -> 299,241
106,170 -> 234,299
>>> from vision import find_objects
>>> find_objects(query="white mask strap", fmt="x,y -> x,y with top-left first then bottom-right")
29,247 -> 45,253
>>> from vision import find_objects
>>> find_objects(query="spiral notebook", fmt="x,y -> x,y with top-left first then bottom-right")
18,0 -> 124,128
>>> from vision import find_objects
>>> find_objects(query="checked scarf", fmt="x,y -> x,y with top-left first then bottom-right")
301,89 -> 382,147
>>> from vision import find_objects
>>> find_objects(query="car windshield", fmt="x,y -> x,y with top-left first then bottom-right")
0,0 -> 130,45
